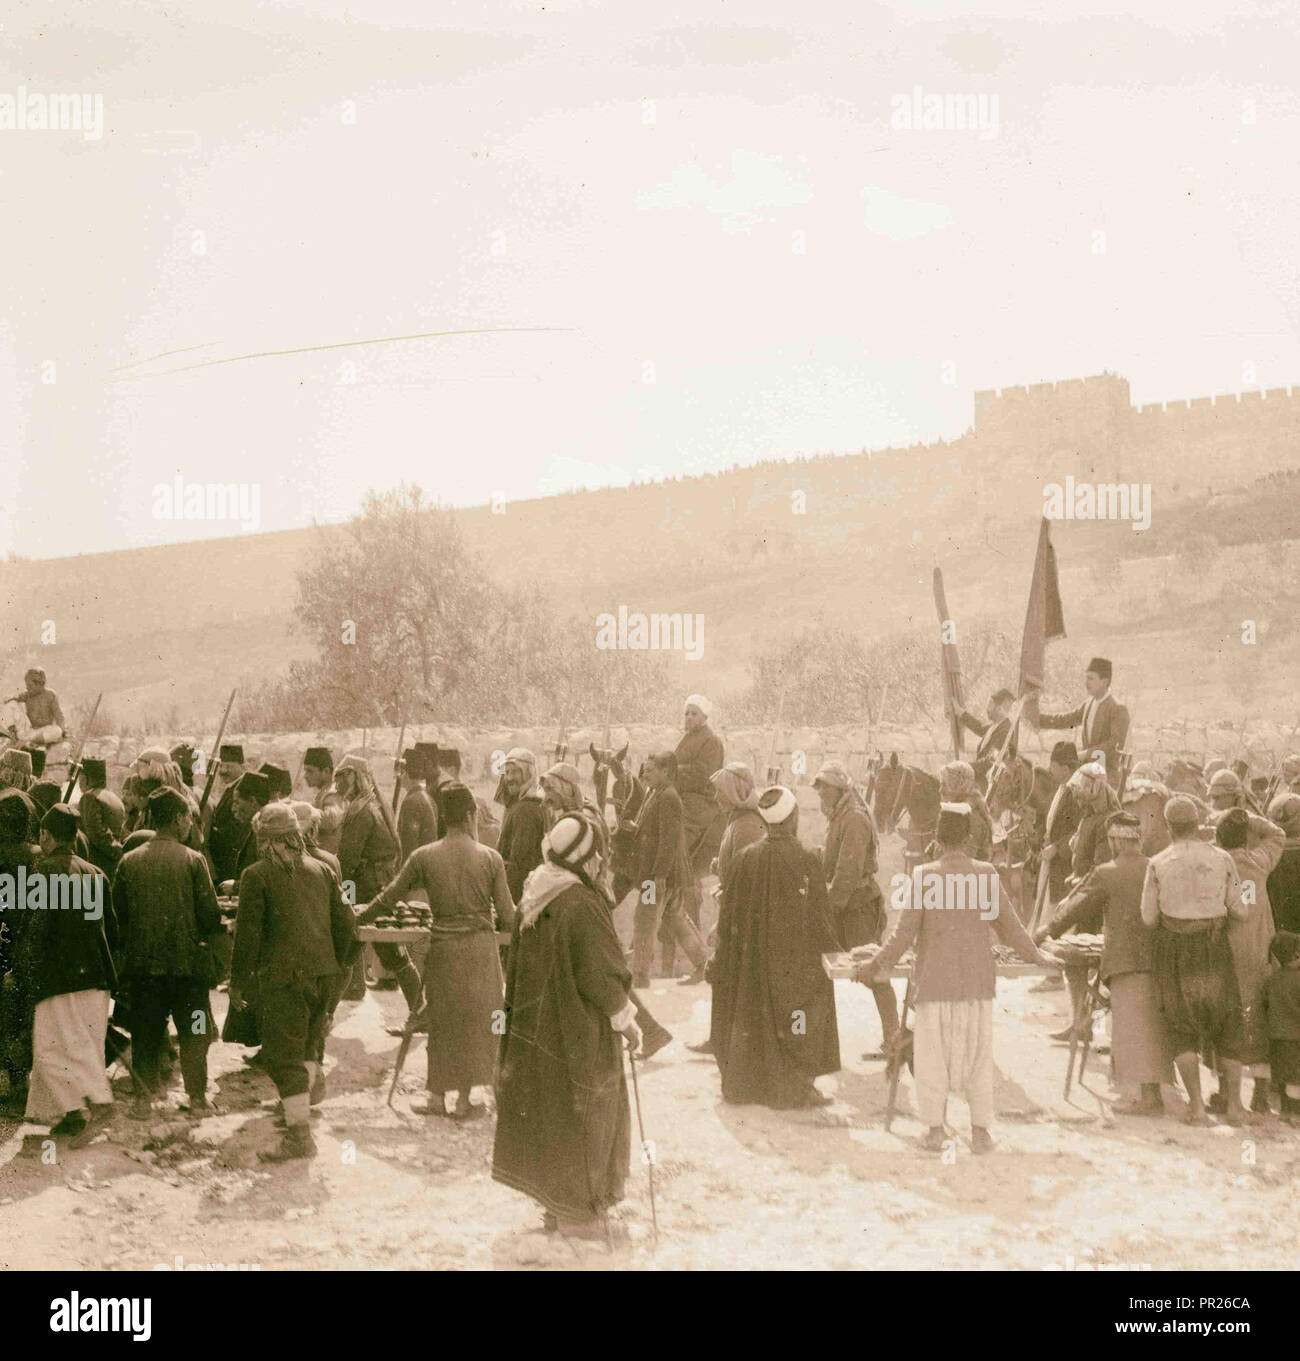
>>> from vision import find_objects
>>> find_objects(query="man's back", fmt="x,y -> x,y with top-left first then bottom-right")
233,855 -> 342,985
114,835 -> 220,977
1144,838 -> 1242,921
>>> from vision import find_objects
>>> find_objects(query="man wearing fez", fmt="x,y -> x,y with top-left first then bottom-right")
302,746 -> 343,855
223,770 -> 271,887
170,744 -> 197,789
1035,657 -> 1129,788
78,756 -> 108,797
0,748 -> 34,794
396,747 -> 439,861
258,761 -> 294,803
113,787 -> 224,1118
205,743 -> 247,881
22,804 -> 117,1142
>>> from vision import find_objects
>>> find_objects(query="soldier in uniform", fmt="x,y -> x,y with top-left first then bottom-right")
204,743 -> 247,881
396,747 -> 439,860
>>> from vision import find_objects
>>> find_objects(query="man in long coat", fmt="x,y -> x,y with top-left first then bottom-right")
493,814 -> 641,1241
496,748 -> 547,904
713,786 -> 841,1109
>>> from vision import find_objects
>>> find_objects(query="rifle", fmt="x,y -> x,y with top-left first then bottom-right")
553,712 -> 570,766
1263,712 -> 1300,809
197,689 -> 237,817
932,566 -> 964,761
391,722 -> 407,816
985,693 -> 1031,796
61,692 -> 103,802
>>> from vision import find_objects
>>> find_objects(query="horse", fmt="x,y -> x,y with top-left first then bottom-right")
871,753 -> 941,874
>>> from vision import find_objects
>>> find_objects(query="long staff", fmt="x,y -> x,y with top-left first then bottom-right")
626,1037 -> 658,1247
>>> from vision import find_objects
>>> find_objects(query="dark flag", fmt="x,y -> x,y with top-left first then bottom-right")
932,566 -> 965,760
1018,517 -> 1066,723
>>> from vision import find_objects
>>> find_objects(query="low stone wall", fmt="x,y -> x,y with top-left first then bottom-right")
73,714 -> 1299,800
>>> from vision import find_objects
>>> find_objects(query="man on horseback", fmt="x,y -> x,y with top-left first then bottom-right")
956,687 -> 1017,790
674,694 -> 725,931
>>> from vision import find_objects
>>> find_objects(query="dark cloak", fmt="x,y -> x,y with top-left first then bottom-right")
713,829 -> 841,1107
492,880 -> 632,1220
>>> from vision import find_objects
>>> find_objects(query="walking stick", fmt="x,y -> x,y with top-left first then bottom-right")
625,1036 -> 658,1246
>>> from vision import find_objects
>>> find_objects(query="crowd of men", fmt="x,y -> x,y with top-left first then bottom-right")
1,661 -> 1299,1245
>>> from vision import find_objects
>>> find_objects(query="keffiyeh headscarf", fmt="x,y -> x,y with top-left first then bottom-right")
940,760 -> 977,798
711,761 -> 758,810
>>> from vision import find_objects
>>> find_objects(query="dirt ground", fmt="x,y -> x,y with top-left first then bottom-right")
1,826 -> 1296,1272
2,972 -> 1296,1271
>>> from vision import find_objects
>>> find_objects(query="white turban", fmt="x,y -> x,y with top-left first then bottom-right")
757,785 -> 797,825
685,694 -> 712,718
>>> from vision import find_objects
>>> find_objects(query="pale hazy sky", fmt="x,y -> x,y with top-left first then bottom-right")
3,0 -> 1298,558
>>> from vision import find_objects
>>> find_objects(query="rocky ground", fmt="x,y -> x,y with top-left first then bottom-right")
2,959 -> 1295,1272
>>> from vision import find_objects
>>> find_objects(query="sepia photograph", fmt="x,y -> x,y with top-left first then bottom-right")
0,0 -> 1295,1322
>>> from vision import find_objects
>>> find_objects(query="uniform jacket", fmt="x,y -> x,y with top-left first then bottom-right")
396,784 -> 439,862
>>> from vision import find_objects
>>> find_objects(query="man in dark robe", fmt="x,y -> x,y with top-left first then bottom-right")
205,744 -> 247,882
712,785 -> 841,1109
493,814 -> 640,1240
674,694 -> 725,936
497,748 -> 547,904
